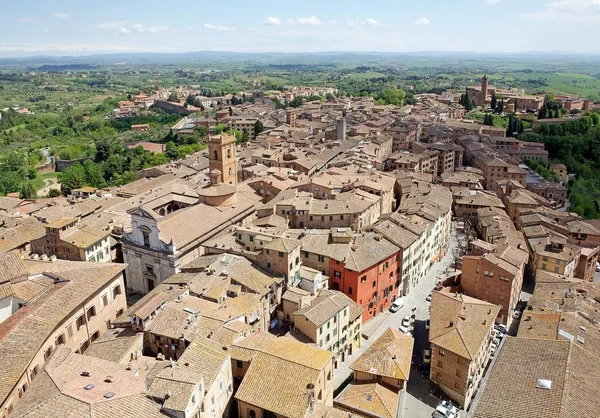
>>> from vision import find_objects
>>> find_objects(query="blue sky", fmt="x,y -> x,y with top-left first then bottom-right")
1,0 -> 600,56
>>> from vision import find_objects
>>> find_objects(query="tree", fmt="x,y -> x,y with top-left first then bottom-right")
58,162 -> 86,195
167,92 -> 179,102
490,93 -> 497,112
591,113 -> 600,126
83,160 -> 106,188
253,120 -> 264,139
483,113 -> 494,126
47,188 -> 61,198
241,131 -> 250,143
94,138 -> 115,163
164,141 -> 180,160
463,95 -> 474,111
498,98 -> 504,113
186,94 -> 195,106
289,96 -> 304,108
378,88 -> 406,106
19,182 -> 36,199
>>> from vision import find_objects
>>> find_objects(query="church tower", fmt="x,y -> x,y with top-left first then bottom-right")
208,134 -> 237,186
480,74 -> 489,107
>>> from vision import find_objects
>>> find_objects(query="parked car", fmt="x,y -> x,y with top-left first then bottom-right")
513,310 -> 522,319
495,324 -> 508,334
423,349 -> 431,364
425,319 -> 430,330
432,401 -> 458,418
399,325 -> 411,336
596,262 -> 600,272
490,345 -> 497,357
426,294 -> 432,302
390,298 -> 404,313
402,316 -> 411,328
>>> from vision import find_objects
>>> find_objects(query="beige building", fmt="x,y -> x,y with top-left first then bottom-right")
349,327 -> 413,390
529,238 -> 580,281
232,333 -> 335,418
0,258 -> 127,416
461,243 -> 528,325
429,291 -> 500,408
292,289 -> 363,368
30,217 -> 111,262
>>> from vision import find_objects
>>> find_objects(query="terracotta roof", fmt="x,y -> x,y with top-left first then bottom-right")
429,291 -> 500,360
234,353 -> 322,418
0,251 -> 27,284
0,262 -> 126,407
132,292 -> 168,319
473,337 -> 600,418
343,233 -> 400,273
10,275 -> 55,303
176,336 -> 229,388
147,367 -> 203,412
293,289 -> 363,326
335,381 -> 399,418
351,328 -> 413,381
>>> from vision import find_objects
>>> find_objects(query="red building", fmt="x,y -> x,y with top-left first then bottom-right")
329,233 -> 401,322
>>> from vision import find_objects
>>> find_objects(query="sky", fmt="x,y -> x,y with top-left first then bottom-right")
2,0 -> 600,56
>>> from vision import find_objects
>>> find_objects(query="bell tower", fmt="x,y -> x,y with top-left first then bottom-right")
208,134 -> 237,186
480,74 -> 489,107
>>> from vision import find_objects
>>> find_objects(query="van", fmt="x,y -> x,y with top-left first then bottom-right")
390,298 -> 403,313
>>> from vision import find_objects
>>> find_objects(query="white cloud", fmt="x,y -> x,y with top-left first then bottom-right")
414,17 -> 431,26
203,23 -> 236,31
263,16 -> 281,26
54,13 -> 70,19
487,0 -> 503,4
346,18 -> 382,27
132,23 -> 169,33
521,0 -> 600,22
97,21 -> 131,35
286,19 -> 295,25
298,16 -> 322,25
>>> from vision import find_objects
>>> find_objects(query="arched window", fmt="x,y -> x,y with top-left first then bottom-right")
249,410 -> 256,418
226,148 -> 231,159
214,150 -> 218,160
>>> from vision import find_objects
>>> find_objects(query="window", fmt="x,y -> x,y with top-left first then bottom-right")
101,294 -> 108,307
249,235 -> 254,242
267,262 -> 272,269
333,328 -> 337,336
249,411 -> 256,418
318,255 -> 325,263
456,370 -> 461,378
141,230 -> 150,247
348,287 -> 352,295
56,333 -> 66,345
439,348 -> 445,356
112,285 -> 122,298
360,275 -> 367,283
116,308 -> 124,317
334,271 -> 341,279
87,306 -> 96,320
278,252 -> 284,258
76,315 -> 85,330
91,330 -> 100,342
67,324 -> 73,338
264,411 -> 277,418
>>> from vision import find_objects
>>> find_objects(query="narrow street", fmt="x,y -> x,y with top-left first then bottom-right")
334,222 -> 464,417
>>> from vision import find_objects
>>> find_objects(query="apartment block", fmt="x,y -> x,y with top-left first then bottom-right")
429,291 -> 500,408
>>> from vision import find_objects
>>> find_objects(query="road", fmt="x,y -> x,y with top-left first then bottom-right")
334,222 -> 466,417
37,177 -> 60,197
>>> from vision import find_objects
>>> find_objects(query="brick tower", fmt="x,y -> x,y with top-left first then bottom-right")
480,74 -> 489,107
208,134 -> 237,186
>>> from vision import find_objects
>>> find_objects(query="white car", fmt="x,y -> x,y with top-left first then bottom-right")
399,325 -> 411,336
513,310 -> 522,319
389,298 -> 404,313
402,316 -> 411,328
423,349 -> 431,364
426,294 -> 432,302
495,324 -> 508,334
596,262 -> 600,272
432,401 -> 458,418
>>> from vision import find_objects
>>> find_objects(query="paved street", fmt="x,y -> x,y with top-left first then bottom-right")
334,222 -> 466,417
